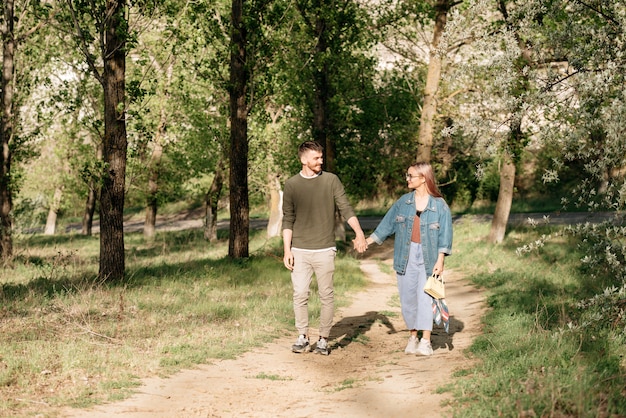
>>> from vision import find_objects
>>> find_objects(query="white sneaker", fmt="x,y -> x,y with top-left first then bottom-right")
291,334 -> 310,353
404,335 -> 418,354
415,338 -> 433,356
314,337 -> 330,355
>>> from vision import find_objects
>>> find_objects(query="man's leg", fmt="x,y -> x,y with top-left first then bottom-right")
291,249 -> 314,336
313,249 -> 337,338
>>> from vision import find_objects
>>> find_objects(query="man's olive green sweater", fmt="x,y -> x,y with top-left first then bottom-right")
282,171 -> 356,250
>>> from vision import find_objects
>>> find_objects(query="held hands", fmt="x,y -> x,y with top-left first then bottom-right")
352,235 -> 368,253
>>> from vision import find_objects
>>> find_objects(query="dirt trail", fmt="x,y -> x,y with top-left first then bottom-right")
63,242 -> 486,418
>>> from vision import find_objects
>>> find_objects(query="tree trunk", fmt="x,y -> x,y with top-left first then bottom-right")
488,154 -> 516,244
82,144 -> 102,236
488,0 -> 533,245
144,139 -> 163,239
205,157 -> 225,242
82,184 -> 97,236
99,0 -> 127,281
308,15 -> 347,242
0,0 -> 15,261
267,173 -> 282,238
311,10 -> 330,158
143,54 -> 173,239
416,0 -> 451,164
44,185 -> 64,235
228,0 -> 249,258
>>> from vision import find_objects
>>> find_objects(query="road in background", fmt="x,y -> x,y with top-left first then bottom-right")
61,211 -> 621,235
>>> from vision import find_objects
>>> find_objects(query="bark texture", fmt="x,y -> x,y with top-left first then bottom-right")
0,0 -> 15,261
44,186 -> 64,235
99,0 -> 127,281
266,173 -> 282,238
488,155 -> 515,244
228,0 -> 250,258
205,158 -> 225,243
416,0 -> 453,164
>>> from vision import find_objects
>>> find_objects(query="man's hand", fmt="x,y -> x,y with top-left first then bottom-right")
283,250 -> 295,271
352,235 -> 368,253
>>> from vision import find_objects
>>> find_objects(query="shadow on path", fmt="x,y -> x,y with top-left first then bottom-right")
330,311 -> 398,350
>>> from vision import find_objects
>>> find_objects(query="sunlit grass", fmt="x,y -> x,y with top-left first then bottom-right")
445,217 -> 626,417
0,227 -> 366,417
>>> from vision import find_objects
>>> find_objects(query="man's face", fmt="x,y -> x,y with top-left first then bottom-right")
301,150 -> 323,174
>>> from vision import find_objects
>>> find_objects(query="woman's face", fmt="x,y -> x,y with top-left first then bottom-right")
405,167 -> 425,190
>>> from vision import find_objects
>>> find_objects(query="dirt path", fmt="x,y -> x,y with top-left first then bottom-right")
64,242 -> 486,418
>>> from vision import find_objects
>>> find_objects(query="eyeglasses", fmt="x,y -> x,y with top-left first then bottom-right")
405,173 -> 423,181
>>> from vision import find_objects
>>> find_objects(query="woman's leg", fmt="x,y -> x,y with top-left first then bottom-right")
397,242 -> 425,331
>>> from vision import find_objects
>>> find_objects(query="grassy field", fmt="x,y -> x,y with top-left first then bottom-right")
0,228 -> 366,417
444,217 -> 626,417
1,214 -> 625,417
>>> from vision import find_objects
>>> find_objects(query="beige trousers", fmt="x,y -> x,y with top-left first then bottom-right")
291,248 -> 336,338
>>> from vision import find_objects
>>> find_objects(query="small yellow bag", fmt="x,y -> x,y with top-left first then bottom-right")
424,273 -> 445,299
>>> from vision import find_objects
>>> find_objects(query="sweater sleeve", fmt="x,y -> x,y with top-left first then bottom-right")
332,175 -> 356,221
281,180 -> 295,231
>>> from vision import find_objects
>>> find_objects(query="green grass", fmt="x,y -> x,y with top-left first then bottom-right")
3,212 -> 625,417
445,217 -> 626,417
0,228 -> 366,417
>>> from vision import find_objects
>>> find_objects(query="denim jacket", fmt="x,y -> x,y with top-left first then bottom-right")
370,192 -> 453,275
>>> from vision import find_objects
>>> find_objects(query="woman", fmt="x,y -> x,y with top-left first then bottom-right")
365,162 -> 453,356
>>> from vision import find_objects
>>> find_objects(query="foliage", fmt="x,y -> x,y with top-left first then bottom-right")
511,0 -> 626,352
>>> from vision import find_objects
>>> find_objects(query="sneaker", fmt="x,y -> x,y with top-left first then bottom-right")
314,337 -> 330,355
415,338 -> 433,356
291,334 -> 310,353
404,335 -> 418,354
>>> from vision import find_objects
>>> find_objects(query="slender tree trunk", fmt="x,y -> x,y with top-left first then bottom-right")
0,0 -> 15,261
309,14 -> 346,242
99,0 -> 127,281
82,184 -> 97,235
228,0 -> 249,258
311,12 -> 330,156
143,141 -> 162,239
267,173 -> 282,238
44,185 -> 64,235
144,55 -> 173,239
488,153 -> 515,244
416,0 -> 452,164
488,0 -> 532,245
205,157 -> 225,242
82,143 -> 102,236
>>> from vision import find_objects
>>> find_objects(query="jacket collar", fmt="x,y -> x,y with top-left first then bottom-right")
404,193 -> 436,212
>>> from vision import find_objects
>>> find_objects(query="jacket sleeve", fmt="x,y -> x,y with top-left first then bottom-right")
437,200 -> 453,255
370,202 -> 399,244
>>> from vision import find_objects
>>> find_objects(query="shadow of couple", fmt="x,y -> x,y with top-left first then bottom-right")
329,310 -> 465,352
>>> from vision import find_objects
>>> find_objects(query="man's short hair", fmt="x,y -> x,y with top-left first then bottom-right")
298,141 -> 323,160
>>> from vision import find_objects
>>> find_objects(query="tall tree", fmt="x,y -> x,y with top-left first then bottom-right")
228,0 -> 249,258
99,0 -> 127,280
0,0 -> 17,260
488,0 -> 532,244
141,54 -> 174,239
0,1 -> 52,259
416,0 -> 460,163
62,0 -> 129,280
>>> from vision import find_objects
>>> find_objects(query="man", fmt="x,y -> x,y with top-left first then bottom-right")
282,141 -> 368,355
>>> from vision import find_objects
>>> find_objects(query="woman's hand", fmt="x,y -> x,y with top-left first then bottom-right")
433,253 -> 445,275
